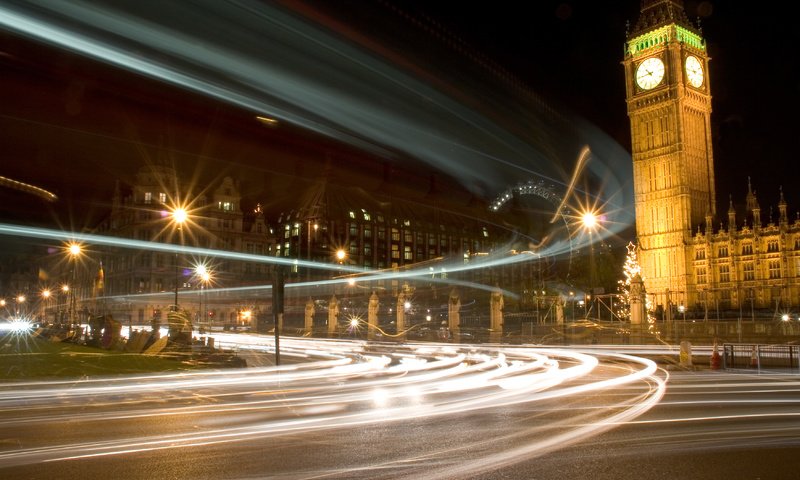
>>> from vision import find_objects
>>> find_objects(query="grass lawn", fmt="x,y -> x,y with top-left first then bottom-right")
0,331 -> 202,380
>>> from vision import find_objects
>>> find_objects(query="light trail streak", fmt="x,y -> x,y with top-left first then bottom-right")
0,0 -> 634,251
0,337 -> 664,472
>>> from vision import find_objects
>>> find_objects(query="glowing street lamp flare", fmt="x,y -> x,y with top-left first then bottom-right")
581,211 -> 598,229
171,207 -> 188,225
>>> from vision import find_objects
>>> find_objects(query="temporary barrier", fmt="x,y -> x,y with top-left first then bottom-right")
722,343 -> 800,371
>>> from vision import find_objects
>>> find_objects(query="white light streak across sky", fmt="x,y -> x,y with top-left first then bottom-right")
0,0 -> 635,251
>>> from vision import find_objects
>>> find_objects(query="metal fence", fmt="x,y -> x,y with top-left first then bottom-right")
722,343 -> 800,371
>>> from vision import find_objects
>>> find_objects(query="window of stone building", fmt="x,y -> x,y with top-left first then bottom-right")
378,227 -> 385,241
719,265 -> 730,283
404,220 -> 411,227
362,209 -> 370,221
769,260 -> 781,279
482,227 -> 489,238
744,262 -> 755,281
768,240 -> 779,253
404,231 -> 412,243
144,192 -> 152,204
697,267 -> 707,284
364,226 -> 372,239
292,224 -> 300,236
742,243 -> 753,255
404,246 -> 413,260
391,244 -> 399,259
364,245 -> 372,257
349,242 -> 358,256
391,228 -> 400,241
349,223 -> 358,237
349,211 -> 356,219
718,246 -> 728,257
159,192 -> 166,203
696,248 -> 705,260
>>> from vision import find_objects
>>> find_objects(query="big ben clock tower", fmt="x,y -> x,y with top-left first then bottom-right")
623,0 -> 715,309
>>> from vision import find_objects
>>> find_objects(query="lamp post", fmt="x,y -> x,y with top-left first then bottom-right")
195,264 -> 211,330
170,207 -> 188,311
66,242 -> 82,326
15,294 -> 25,318
41,289 -> 51,325
581,210 -> 599,318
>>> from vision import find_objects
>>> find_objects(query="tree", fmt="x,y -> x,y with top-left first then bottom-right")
616,242 -> 657,330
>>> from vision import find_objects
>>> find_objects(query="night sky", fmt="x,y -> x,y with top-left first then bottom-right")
1,1 -> 798,232
382,1 -> 800,218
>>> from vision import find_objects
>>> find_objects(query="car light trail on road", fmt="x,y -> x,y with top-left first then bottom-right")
0,336 -> 663,473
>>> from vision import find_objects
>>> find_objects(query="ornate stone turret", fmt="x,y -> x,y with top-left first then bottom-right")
779,186 -> 788,227
727,196 -> 736,231
705,210 -> 713,235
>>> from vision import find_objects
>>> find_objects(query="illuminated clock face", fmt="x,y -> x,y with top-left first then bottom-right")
685,55 -> 704,87
635,57 -> 665,90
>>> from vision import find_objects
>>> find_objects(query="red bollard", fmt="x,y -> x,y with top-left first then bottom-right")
710,340 -> 721,370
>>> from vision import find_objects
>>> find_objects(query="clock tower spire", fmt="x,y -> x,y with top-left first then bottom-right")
623,0 -> 715,310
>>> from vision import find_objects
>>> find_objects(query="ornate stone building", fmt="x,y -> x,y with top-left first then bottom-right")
624,0 -> 800,316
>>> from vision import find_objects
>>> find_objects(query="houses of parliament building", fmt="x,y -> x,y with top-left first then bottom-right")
625,0 -> 800,316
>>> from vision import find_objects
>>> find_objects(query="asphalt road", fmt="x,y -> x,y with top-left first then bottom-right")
1,339 -> 798,479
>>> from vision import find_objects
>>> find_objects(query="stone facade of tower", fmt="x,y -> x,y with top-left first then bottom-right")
624,0 -> 800,316
623,0 -> 715,310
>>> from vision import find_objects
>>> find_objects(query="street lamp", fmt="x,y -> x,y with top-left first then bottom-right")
580,210 -> 601,318
170,206 -> 188,310
66,242 -> 82,325
15,294 -> 26,318
195,264 -> 212,330
41,289 -> 51,325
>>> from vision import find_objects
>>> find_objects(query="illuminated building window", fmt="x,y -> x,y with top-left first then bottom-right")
349,223 -> 358,236
696,249 -> 705,260
349,242 -> 358,255
364,245 -> 372,257
744,262 -> 754,281
159,192 -> 166,203
482,227 -> 489,238
349,211 -> 356,219
428,235 -> 437,246
403,220 -> 411,227
718,246 -> 728,257
391,228 -> 400,241
391,244 -> 400,259
697,267 -> 707,284
144,192 -> 152,204
364,226 -> 372,239
404,246 -> 412,260
769,260 -> 781,279
742,244 -> 753,255
719,265 -> 730,283
378,227 -> 386,241
404,231 -> 412,243
768,240 -> 779,253
362,210 -> 371,221
376,215 -> 384,223
292,224 -> 299,236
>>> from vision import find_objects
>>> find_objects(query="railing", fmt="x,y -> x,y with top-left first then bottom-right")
722,343 -> 800,371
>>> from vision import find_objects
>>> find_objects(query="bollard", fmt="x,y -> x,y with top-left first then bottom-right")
679,340 -> 693,368
710,341 -> 721,370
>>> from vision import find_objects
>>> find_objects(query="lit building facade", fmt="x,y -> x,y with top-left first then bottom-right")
624,0 -> 800,315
